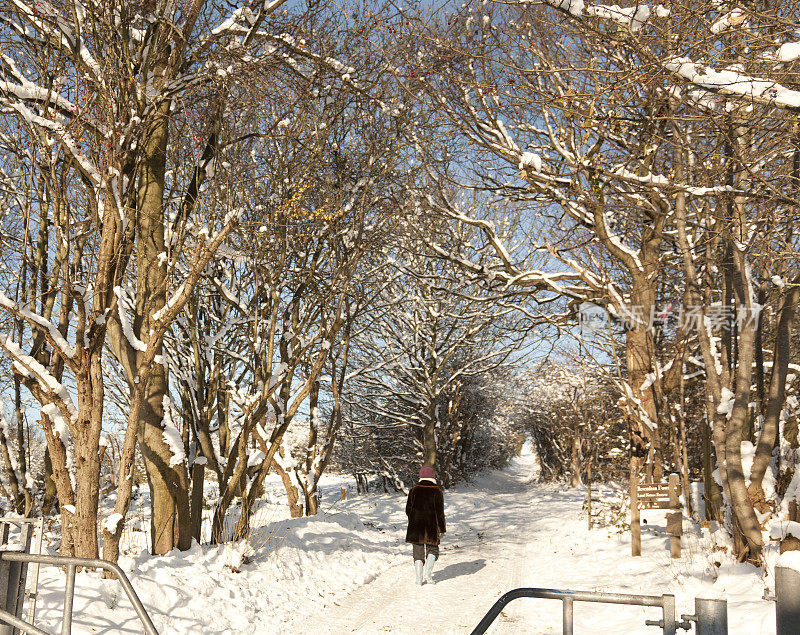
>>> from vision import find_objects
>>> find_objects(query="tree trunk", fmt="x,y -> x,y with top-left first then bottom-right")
272,460 -> 304,519
304,333 -> 350,516
40,415 -> 76,556
135,94 -> 192,555
73,451 -> 101,559
625,318 -> 663,481
190,462 -> 205,543
677,368 -> 693,516
140,382 -> 192,554
306,489 -> 319,516
422,400 -> 437,468
218,387 -> 230,459
102,382 -> 145,568
720,112 -> 764,561
211,432 -> 247,543
42,448 -> 57,514
748,283 -> 799,512
72,365 -> 104,560
13,376 -> 32,514
302,379 -> 320,516
671,113 -> 725,523
0,424 -> 23,514
570,410 -> 581,487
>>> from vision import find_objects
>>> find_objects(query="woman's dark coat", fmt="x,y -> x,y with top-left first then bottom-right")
405,481 -> 446,545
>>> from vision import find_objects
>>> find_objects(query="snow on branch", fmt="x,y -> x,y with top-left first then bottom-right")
0,334 -> 77,423
771,42 -> 800,64
592,199 -> 643,272
151,281 -> 188,325
102,513 -> 124,535
2,100 -> 102,186
0,53 -> 82,117
586,4 -> 652,32
664,58 -> 800,111
151,208 -> 245,329
541,0 -> 800,111
609,165 -> 734,196
205,0 -> 291,51
421,192 -> 584,297
113,286 -> 147,353
8,0 -> 105,86
0,292 -> 76,360
556,251 -> 626,313
543,0 -> 670,30
212,276 -> 249,314
0,398 -> 25,488
710,8 -> 745,34
211,6 -> 254,36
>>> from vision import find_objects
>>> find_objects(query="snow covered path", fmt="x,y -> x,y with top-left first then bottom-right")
310,459 -> 540,634
33,450 -> 776,633
294,451 -> 775,634
301,454 -> 628,634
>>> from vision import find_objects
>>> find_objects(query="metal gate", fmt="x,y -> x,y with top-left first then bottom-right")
0,552 -> 158,635
470,587 -> 728,635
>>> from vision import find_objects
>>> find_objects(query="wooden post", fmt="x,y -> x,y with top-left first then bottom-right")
631,464 -> 641,557
668,473 -> 681,559
587,458 -> 593,531
571,417 -> 581,487
340,487 -> 347,501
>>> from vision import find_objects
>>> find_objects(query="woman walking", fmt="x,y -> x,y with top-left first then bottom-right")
405,465 -> 446,585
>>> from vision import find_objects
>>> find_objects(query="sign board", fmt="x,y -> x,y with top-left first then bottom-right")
637,482 -> 680,510
631,473 -> 683,559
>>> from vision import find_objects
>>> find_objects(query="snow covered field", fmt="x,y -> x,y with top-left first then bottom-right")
32,449 -> 777,633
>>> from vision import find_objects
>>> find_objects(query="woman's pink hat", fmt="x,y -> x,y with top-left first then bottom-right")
419,465 -> 435,479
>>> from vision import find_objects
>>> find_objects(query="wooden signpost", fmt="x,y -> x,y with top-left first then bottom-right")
631,473 -> 682,558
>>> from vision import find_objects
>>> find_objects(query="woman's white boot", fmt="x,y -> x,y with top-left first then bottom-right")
423,554 -> 436,584
414,560 -> 424,585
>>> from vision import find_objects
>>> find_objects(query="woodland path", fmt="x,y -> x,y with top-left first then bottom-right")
298,451 -> 595,634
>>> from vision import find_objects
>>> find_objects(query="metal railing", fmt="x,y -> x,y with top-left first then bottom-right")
470,587 -> 728,635
0,553 -> 158,635
0,516 -> 45,632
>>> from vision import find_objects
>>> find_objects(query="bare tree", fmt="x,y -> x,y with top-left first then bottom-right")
344,210 -> 535,485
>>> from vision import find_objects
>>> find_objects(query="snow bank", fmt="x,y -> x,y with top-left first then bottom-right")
35,496 -> 399,634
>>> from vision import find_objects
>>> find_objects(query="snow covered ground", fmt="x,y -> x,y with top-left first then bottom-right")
31,448 -> 777,633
